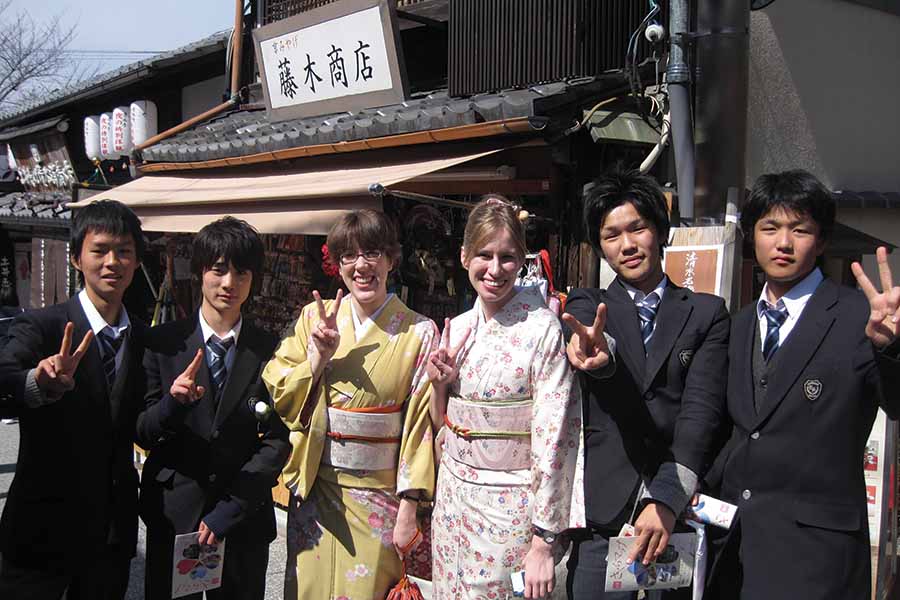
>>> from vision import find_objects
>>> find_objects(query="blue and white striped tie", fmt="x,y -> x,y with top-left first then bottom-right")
97,327 -> 124,389
207,335 -> 234,397
762,304 -> 789,362
637,292 -> 661,349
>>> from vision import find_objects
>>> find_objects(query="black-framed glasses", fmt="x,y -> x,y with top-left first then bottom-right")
339,249 -> 383,265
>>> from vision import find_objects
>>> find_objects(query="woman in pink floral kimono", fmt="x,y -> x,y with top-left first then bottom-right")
429,197 -> 585,599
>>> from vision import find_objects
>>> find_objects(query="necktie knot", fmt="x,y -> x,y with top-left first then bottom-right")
98,327 -> 125,389
637,291 -> 660,348
762,302 -> 788,361
207,335 -> 234,396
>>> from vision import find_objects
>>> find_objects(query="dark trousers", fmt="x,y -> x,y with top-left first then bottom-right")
0,546 -> 131,600
566,529 -> 693,600
145,524 -> 269,600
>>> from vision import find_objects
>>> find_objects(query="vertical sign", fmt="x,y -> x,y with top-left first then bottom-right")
662,244 -> 725,296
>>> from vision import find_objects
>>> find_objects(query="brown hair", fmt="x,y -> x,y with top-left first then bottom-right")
462,194 -> 527,261
326,209 -> 402,267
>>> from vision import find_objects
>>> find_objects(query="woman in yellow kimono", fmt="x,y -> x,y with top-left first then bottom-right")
263,210 -> 437,600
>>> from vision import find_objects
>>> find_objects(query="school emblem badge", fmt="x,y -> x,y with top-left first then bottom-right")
803,379 -> 822,401
678,349 -> 694,368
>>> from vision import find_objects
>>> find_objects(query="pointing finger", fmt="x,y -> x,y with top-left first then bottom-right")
184,348 -> 205,379
561,313 -> 588,338
59,322 -> 74,356
313,290 -> 326,321
851,261 -> 878,300
330,289 -> 344,320
450,326 -> 471,359
877,247 -> 894,294
70,330 -> 95,369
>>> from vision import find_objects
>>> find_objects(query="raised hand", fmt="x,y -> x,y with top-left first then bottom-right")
426,318 -> 471,389
561,303 -> 612,371
852,247 -> 900,349
34,322 -> 94,400
170,348 -> 206,404
309,289 -> 343,375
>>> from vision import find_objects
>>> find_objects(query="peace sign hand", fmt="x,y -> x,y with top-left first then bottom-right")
170,348 -> 206,404
852,246 -> 900,349
426,318 -> 471,389
562,303 -> 612,371
34,322 -> 94,400
309,290 -> 343,375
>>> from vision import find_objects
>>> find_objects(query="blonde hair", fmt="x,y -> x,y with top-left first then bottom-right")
462,194 -> 528,260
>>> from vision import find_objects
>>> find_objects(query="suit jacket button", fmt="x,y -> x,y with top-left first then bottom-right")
750,431 -> 760,440
643,391 -> 653,401
208,474 -> 217,483
760,377 -> 767,387
742,489 -> 752,500
211,430 -> 220,440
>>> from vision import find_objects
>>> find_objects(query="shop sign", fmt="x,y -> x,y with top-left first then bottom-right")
18,160 -> 76,191
253,0 -> 407,122
663,244 -> 724,296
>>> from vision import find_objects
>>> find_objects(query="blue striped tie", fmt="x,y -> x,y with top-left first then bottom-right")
97,327 -> 124,389
637,292 -> 661,349
762,304 -> 789,362
207,335 -> 234,396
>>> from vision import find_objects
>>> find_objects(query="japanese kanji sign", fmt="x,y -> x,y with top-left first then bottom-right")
254,0 -> 407,122
663,244 -> 724,296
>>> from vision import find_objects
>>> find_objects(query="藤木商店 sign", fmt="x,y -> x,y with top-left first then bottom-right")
253,0 -> 408,122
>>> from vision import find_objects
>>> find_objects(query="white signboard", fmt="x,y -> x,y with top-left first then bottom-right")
254,0 -> 407,122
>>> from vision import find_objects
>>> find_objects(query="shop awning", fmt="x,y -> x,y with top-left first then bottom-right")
69,147 -> 505,234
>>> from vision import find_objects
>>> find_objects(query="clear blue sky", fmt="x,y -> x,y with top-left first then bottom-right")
7,0 -> 235,73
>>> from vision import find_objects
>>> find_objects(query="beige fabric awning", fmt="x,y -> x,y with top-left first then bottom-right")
70,147 -> 505,234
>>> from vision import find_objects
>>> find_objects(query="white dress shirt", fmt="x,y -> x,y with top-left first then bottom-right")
756,268 -> 824,348
198,309 -> 242,375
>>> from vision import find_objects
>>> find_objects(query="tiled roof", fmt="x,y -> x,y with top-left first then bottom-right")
0,191 -> 71,225
140,82 -> 574,163
0,30 -> 230,126
833,190 -> 900,209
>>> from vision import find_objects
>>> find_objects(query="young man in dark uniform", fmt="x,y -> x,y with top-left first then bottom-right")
706,170 -> 900,599
0,200 -> 147,599
138,216 -> 289,600
563,170 -> 730,599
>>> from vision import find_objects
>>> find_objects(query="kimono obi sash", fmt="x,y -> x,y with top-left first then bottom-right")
321,405 -> 403,471
443,396 -> 532,471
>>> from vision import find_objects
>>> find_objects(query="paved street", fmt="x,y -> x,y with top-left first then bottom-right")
0,423 -> 288,600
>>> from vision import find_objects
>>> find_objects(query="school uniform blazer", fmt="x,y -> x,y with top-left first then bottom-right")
136,317 -> 290,543
709,278 -> 900,600
564,278 -> 730,525
0,296 -> 147,569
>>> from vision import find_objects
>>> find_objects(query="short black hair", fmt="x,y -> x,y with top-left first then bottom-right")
191,217 -> 265,295
741,170 -> 836,242
583,169 -> 670,256
71,200 -> 145,260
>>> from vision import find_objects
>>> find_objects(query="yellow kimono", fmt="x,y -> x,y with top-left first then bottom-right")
262,294 -> 437,600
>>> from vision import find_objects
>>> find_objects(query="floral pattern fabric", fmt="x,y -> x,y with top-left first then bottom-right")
432,286 -> 585,599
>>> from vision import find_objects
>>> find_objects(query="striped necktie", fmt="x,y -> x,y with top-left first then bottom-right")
637,291 -> 661,349
762,303 -> 789,362
97,327 -> 124,389
207,335 -> 235,396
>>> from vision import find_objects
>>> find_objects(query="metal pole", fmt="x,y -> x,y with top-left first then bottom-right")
668,0 -> 695,222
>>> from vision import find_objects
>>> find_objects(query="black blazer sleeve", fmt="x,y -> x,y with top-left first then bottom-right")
672,296 -> 730,476
135,325 -> 194,449
0,310 -> 55,417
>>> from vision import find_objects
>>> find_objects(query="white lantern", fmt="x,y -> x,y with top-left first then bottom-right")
112,107 -> 132,154
84,116 -> 101,160
99,112 -> 114,159
130,100 -> 158,147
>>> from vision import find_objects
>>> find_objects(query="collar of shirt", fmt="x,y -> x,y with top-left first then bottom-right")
78,289 -> 130,337
621,275 -> 668,306
756,267 -> 824,321
198,309 -> 242,347
351,294 -> 394,342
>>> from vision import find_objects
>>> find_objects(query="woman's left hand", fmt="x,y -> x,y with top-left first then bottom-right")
523,535 -> 555,599
392,497 -> 421,558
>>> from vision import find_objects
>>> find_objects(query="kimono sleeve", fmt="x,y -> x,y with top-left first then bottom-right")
529,318 -> 584,533
396,317 -> 439,499
262,302 -> 321,430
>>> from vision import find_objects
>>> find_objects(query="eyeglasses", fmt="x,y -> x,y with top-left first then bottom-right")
339,249 -> 383,265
